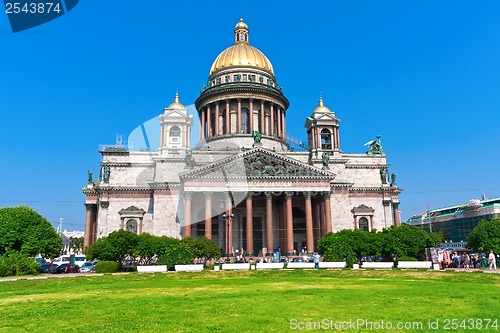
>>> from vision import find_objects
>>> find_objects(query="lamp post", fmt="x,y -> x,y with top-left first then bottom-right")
222,213 -> 234,256
59,217 -> 63,236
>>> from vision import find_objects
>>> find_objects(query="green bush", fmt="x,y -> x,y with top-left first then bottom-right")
0,253 -> 40,277
398,256 -> 418,261
94,261 -> 118,273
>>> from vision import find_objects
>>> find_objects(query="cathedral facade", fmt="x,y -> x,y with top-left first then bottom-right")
83,19 -> 402,255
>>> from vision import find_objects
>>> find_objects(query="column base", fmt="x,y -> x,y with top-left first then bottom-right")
245,252 -> 255,257
286,251 -> 294,256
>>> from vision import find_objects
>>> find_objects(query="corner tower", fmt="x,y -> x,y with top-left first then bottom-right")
159,92 -> 193,156
195,19 -> 290,151
304,95 -> 341,158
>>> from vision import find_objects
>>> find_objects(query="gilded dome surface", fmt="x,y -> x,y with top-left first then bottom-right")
313,96 -> 332,113
209,19 -> 274,75
210,44 -> 274,75
167,91 -> 185,109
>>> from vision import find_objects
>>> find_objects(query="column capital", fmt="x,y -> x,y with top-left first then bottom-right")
205,191 -> 213,199
392,202 -> 400,208
323,191 -> 331,199
84,203 -> 96,210
184,192 -> 192,200
382,200 -> 391,206
246,191 -> 254,199
285,191 -> 294,199
265,191 -> 273,199
303,191 -> 311,199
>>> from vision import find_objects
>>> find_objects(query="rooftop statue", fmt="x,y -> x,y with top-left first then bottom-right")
87,169 -> 93,183
322,152 -> 330,170
390,172 -> 397,185
185,149 -> 193,168
364,135 -> 384,155
380,168 -> 388,184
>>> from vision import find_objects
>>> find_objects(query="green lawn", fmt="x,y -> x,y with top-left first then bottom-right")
0,270 -> 498,332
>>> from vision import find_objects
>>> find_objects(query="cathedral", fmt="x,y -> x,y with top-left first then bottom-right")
83,19 -> 402,256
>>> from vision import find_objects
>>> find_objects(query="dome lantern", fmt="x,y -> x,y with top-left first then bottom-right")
234,18 -> 249,43
209,19 -> 274,75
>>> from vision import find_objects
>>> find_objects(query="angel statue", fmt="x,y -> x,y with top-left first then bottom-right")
364,135 -> 384,155
252,130 -> 262,144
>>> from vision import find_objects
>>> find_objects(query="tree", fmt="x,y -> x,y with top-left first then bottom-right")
133,233 -> 161,265
317,232 -> 357,267
0,206 -> 62,258
69,236 -> 84,253
382,224 -> 442,260
182,237 -> 221,263
467,219 -> 500,254
84,230 -> 138,265
157,238 -> 194,270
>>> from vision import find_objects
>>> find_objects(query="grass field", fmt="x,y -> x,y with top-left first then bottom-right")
0,270 -> 499,332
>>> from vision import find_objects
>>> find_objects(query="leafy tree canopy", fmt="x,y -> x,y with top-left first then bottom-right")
467,219 -> 500,254
0,206 -> 62,258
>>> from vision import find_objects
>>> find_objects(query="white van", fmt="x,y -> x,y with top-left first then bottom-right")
52,255 -> 86,267
74,255 -> 86,267
52,255 -> 70,265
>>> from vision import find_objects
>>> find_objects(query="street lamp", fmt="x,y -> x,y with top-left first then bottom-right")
59,217 -> 63,236
222,213 -> 234,256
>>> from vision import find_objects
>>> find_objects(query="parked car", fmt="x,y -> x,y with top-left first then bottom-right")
39,262 -> 51,273
50,263 -> 75,274
79,262 -> 95,273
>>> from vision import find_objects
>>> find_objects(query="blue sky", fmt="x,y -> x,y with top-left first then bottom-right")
1,1 -> 499,231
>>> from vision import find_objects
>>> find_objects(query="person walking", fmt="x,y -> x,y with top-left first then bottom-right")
463,252 -> 470,271
313,252 -> 320,269
489,251 -> 497,271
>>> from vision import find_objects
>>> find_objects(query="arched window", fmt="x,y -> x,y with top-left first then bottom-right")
241,107 -> 249,133
321,128 -> 332,149
126,219 -> 138,234
170,126 -> 181,137
359,217 -> 369,231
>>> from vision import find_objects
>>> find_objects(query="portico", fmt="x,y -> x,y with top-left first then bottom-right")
180,148 -> 334,255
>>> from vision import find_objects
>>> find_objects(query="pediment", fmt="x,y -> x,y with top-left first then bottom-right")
119,205 -> 145,214
162,109 -> 188,118
180,147 -> 335,181
314,112 -> 337,121
352,204 -> 375,213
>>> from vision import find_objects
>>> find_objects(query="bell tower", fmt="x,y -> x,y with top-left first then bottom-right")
304,95 -> 341,158
159,91 -> 193,156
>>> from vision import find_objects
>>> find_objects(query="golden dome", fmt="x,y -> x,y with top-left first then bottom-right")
209,19 -> 274,75
313,95 -> 332,113
210,44 -> 274,75
234,18 -> 248,30
167,91 -> 185,109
